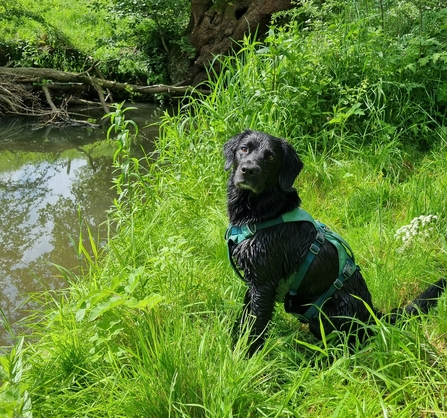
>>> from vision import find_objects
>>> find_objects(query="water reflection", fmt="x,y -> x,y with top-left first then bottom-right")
0,156 -> 114,323
0,104 -> 164,345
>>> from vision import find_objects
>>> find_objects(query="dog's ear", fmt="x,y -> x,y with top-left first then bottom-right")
224,131 -> 249,171
279,140 -> 303,190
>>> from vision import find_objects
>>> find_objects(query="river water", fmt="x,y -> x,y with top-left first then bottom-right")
0,103 -> 165,346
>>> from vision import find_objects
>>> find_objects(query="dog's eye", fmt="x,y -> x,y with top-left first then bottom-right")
240,146 -> 248,153
267,154 -> 276,162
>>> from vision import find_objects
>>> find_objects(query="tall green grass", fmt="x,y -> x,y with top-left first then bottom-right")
2,1 -> 447,415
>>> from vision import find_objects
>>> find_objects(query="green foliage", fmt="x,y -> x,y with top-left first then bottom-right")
96,0 -> 190,40
0,0 -> 191,83
5,92 -> 447,416
90,0 -> 192,83
199,0 -> 447,149
0,0 -> 88,70
0,335 -> 32,417
2,1 -> 447,416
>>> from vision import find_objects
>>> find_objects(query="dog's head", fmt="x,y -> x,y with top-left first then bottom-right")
224,130 -> 303,194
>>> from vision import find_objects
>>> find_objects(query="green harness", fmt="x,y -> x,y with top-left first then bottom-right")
225,208 -> 359,322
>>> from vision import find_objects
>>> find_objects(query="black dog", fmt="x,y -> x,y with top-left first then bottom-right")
224,130 -> 445,354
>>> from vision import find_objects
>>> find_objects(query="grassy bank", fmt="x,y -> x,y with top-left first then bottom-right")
2,1 -> 447,416
3,102 -> 446,417
0,0 -> 190,84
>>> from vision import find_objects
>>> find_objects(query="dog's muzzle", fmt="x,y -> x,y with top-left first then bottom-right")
234,162 -> 263,192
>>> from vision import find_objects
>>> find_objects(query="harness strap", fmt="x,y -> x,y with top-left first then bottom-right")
225,208 -> 318,245
225,208 -> 359,321
287,223 -> 358,322
227,245 -> 245,280
299,257 -> 359,322
288,226 -> 326,295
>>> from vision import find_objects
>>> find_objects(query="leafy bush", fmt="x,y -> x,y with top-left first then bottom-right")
199,0 -> 447,149
0,0 -> 191,83
90,0 -> 192,84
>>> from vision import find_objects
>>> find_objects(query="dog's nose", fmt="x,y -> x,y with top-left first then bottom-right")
240,163 -> 260,177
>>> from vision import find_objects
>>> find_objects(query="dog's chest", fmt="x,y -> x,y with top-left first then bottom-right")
231,227 -> 302,283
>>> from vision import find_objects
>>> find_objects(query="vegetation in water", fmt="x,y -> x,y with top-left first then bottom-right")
1,0 -> 447,416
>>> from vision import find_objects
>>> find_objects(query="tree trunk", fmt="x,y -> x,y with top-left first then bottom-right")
186,0 -> 293,84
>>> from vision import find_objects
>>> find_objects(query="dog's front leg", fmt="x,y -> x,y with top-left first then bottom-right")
234,285 -> 276,356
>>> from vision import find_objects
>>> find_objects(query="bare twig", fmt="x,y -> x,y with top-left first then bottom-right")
42,85 -> 58,113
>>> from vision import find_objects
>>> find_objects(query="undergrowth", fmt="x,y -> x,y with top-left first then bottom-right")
0,0 -> 190,83
1,0 -> 447,416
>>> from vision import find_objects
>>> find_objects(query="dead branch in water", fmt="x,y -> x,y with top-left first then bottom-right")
0,75 -> 43,116
0,66 -> 210,121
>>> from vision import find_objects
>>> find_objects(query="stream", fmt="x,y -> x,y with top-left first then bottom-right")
0,103 -> 166,346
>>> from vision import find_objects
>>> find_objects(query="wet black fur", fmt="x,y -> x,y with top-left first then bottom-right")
224,130 -> 446,355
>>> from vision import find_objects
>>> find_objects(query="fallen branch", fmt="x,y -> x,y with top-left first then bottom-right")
93,83 -> 110,114
42,85 -> 58,113
0,75 -> 42,116
0,66 -> 211,96
0,66 -> 210,118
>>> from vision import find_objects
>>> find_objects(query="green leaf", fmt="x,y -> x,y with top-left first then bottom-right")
88,296 -> 126,321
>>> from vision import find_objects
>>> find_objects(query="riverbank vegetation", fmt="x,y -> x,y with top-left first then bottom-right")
0,0 -> 192,116
0,0 -> 190,83
1,0 -> 447,416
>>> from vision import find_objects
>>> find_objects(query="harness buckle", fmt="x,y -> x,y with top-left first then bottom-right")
315,227 -> 326,245
333,278 -> 344,290
241,223 -> 256,238
342,259 -> 356,279
310,242 -> 320,255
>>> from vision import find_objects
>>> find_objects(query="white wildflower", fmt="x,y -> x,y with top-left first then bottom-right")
394,214 -> 438,252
